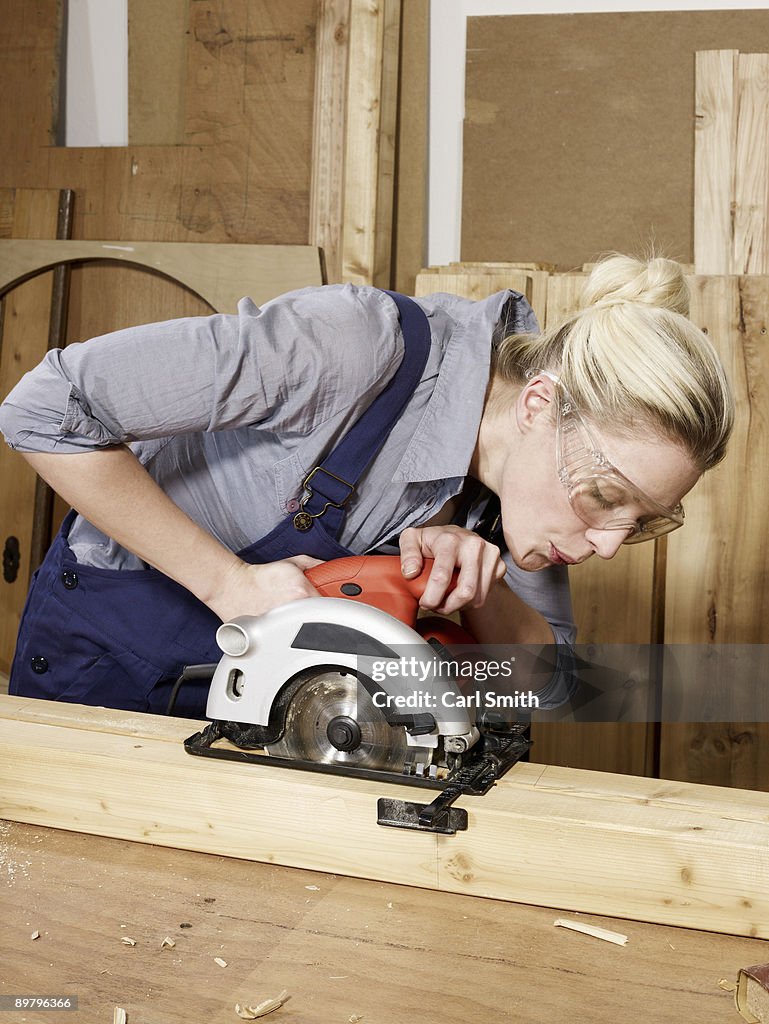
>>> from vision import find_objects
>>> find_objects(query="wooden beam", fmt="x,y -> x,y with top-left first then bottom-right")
0,239 -> 323,313
2,695 -> 769,938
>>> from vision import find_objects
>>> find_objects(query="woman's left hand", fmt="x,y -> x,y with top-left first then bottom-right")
398,525 -> 507,615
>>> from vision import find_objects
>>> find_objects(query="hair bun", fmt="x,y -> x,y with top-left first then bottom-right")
581,254 -> 690,316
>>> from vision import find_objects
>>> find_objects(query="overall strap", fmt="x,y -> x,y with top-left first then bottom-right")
294,291 -> 431,538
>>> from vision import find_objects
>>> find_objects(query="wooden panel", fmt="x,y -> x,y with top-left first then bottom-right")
3,695 -> 769,938
734,54 -> 769,274
694,50 -> 737,275
661,276 -> 769,788
128,0 -> 188,144
0,190 -> 62,675
0,239 -> 324,313
462,11 -> 769,271
530,273 -> 656,777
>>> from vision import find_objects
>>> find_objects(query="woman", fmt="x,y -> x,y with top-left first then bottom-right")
0,255 -> 733,715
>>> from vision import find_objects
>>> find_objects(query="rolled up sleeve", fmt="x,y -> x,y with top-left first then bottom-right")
0,286 -> 403,454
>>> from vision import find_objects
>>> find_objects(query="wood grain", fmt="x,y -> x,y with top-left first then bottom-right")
694,50 -> 738,275
661,275 -> 769,787
310,0 -> 351,284
2,695 -> 769,938
0,190 -> 62,675
1,821 -> 763,1024
0,239 -> 323,313
734,54 -> 769,274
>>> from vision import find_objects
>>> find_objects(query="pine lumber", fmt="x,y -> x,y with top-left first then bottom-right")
2,695 -> 769,938
341,0 -> 401,287
662,275 -> 769,788
733,54 -> 769,274
309,0 -> 350,284
0,239 -> 323,312
694,50 -> 737,275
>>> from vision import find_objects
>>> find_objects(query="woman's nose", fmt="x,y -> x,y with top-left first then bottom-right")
584,527 -> 628,560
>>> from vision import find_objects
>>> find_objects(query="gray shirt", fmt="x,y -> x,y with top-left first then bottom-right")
0,284 -> 576,665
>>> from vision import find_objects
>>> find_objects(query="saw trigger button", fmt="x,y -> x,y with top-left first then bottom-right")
61,570 -> 79,590
340,583 -> 362,596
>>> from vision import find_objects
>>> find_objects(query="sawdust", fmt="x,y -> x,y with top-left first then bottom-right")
0,821 -> 31,883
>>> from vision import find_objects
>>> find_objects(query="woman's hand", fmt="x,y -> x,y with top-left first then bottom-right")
207,555 -> 323,622
398,525 -> 506,615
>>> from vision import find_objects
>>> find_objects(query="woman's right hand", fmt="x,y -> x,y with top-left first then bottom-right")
207,555 -> 324,622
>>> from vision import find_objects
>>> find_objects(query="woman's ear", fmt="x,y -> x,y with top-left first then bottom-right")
515,375 -> 558,433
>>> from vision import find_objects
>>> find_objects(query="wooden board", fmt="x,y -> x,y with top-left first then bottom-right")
531,273 -> 657,777
694,50 -> 737,275
3,695 -> 769,938
0,189 -> 63,675
661,276 -> 769,787
341,0 -> 401,287
0,239 -> 324,312
2,821 -> 764,1024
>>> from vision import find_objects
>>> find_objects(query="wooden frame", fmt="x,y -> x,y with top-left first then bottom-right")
2,694 -> 769,939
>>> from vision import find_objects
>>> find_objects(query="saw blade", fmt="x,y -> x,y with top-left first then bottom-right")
265,670 -> 434,773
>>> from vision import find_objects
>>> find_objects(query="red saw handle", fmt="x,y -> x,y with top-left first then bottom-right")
304,555 -> 475,644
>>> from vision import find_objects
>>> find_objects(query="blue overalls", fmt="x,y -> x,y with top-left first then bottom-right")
9,292 -> 433,717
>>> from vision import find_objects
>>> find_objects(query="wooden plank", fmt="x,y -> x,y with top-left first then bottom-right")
0,189 -> 62,675
416,262 -> 550,326
530,273 -> 655,776
694,50 -> 737,275
661,276 -> 769,788
310,0 -> 350,285
341,0 -> 400,287
392,0 -> 429,296
734,54 -> 769,274
2,695 -> 769,938
0,239 -> 323,313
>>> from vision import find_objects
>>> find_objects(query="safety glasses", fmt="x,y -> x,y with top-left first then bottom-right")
547,376 -> 685,544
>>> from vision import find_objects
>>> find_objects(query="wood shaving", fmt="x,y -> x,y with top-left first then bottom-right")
161,937 -> 176,949
214,957 -> 228,968
305,885 -> 320,891
349,1015 -> 364,1022
719,978 -> 738,992
235,990 -> 290,1019
113,1009 -> 127,1024
553,918 -> 628,946
30,930 -> 40,940
121,937 -> 137,946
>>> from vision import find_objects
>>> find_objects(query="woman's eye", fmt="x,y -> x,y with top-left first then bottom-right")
590,484 -> 619,510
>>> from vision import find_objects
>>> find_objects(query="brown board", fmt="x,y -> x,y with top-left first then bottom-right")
462,10 -> 769,271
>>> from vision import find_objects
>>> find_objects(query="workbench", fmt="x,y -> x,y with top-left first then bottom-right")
1,819 -> 766,1023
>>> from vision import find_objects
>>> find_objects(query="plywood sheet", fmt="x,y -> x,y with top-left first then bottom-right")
462,11 -> 769,270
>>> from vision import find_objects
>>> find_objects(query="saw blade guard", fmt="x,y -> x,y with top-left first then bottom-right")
206,597 -> 478,745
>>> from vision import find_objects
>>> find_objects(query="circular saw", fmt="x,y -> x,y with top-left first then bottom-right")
185,556 -> 532,833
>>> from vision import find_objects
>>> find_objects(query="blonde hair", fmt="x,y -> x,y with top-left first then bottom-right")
494,254 -> 734,470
